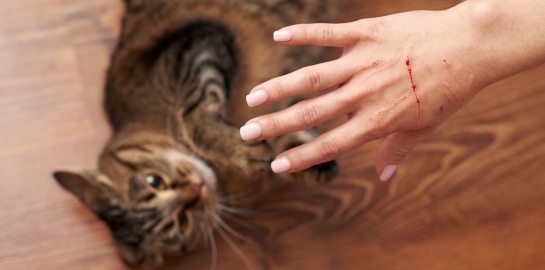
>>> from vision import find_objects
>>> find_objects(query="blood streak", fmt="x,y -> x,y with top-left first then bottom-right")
394,95 -> 407,106
406,57 -> 421,118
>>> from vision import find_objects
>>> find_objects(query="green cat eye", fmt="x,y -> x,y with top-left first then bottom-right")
145,174 -> 166,190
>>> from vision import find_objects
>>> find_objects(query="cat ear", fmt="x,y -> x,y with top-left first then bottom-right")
116,240 -> 145,266
53,169 -> 114,214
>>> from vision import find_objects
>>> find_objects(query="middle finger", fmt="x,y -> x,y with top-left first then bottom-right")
240,87 -> 355,141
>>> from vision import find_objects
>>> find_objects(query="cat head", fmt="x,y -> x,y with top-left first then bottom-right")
53,138 -> 219,265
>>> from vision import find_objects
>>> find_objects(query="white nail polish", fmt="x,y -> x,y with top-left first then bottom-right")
246,89 -> 268,107
271,157 -> 291,173
273,30 -> 292,42
380,165 -> 397,181
240,123 -> 262,141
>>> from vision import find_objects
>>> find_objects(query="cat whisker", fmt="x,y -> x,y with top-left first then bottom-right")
221,212 -> 265,236
201,223 -> 209,247
216,203 -> 261,215
211,212 -> 251,243
214,196 -> 233,202
206,227 -> 217,270
216,190 -> 262,205
214,221 -> 255,270
219,190 -> 254,200
216,204 -> 267,217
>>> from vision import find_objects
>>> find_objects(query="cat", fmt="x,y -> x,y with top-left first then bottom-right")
53,0 -> 339,266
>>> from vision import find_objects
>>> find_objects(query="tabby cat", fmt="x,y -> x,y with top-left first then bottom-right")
53,0 -> 338,265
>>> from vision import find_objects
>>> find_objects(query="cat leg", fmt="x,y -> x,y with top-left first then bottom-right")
179,109 -> 274,207
270,128 -> 338,186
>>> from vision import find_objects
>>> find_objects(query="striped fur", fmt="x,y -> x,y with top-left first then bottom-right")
54,0 -> 339,265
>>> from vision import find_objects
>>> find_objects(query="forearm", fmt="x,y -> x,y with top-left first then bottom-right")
454,0 -> 545,86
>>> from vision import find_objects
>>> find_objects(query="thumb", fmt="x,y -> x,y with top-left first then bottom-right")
376,128 -> 433,181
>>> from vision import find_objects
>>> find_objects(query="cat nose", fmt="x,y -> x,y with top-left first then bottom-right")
189,182 -> 203,194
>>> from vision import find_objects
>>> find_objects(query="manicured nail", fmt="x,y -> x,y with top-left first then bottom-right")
246,89 -> 268,107
240,123 -> 262,141
271,157 -> 291,173
380,165 -> 397,181
273,30 -> 292,42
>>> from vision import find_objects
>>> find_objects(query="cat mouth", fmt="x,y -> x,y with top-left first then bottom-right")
184,195 -> 201,210
181,183 -> 211,214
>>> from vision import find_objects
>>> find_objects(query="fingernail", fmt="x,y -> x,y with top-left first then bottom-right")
271,157 -> 291,173
246,89 -> 268,107
240,123 -> 262,141
273,30 -> 292,42
380,165 -> 397,181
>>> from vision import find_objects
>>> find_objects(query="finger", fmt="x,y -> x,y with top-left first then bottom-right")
270,116 -> 379,173
246,58 -> 353,107
375,128 -> 433,181
273,22 -> 360,47
242,89 -> 354,141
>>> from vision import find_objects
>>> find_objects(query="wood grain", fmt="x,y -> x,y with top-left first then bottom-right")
2,0 -> 545,269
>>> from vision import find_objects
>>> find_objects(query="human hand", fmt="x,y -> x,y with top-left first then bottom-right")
239,4 -> 505,181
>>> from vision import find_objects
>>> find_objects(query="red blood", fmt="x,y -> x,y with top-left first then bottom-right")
440,106 -> 444,112
394,95 -> 408,106
406,57 -> 420,118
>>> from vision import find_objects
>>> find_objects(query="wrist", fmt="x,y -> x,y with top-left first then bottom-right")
453,0 -> 545,87
450,1 -> 504,90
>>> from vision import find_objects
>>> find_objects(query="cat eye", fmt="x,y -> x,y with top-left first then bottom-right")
145,174 -> 166,190
178,214 -> 188,230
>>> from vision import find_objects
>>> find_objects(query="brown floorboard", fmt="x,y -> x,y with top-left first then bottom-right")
2,0 -> 545,269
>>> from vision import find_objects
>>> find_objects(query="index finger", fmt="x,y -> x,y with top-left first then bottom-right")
274,22 -> 361,47
246,58 -> 354,107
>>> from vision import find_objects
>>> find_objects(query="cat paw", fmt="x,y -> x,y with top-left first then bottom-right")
309,159 -> 338,185
284,159 -> 338,186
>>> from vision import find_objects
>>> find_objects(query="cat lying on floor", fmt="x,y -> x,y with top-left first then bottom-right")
53,0 -> 338,265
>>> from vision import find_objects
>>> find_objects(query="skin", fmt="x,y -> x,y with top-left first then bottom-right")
240,0 -> 545,180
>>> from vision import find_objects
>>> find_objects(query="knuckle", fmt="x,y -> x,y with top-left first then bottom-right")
267,115 -> 281,134
366,128 -> 382,144
369,23 -> 380,40
271,79 -> 286,99
302,26 -> 311,42
297,102 -> 321,129
289,148 -> 307,171
338,89 -> 360,106
302,68 -> 322,91
320,26 -> 335,43
319,139 -> 341,161
366,115 -> 388,139
392,147 -> 410,161
375,116 -> 390,133
357,19 -> 381,41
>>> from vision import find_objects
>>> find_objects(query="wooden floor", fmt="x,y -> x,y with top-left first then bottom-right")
2,0 -> 545,269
